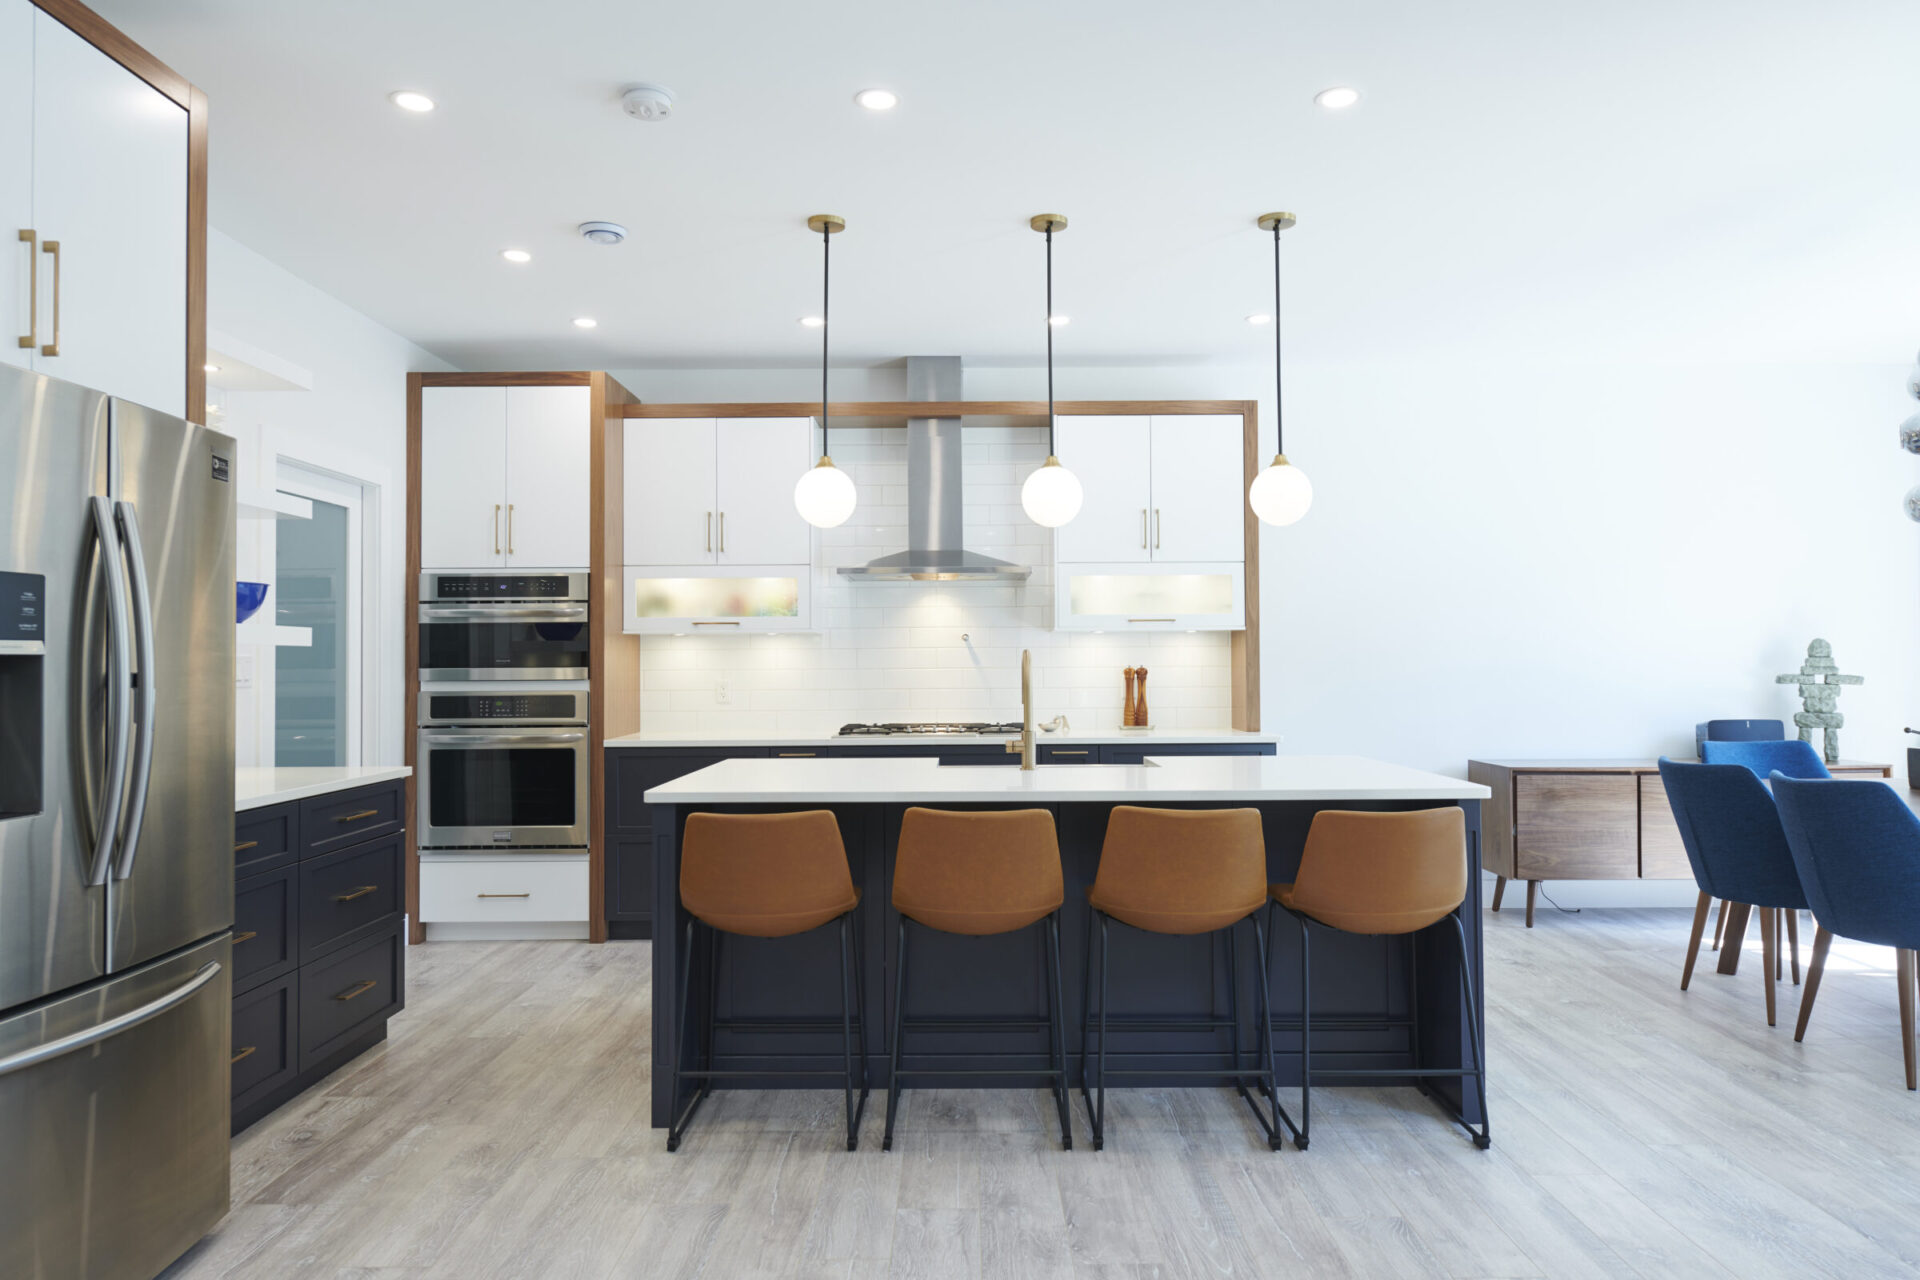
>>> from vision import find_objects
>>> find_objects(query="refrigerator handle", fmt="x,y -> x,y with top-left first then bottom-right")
0,962 -> 221,1079
87,497 -> 131,887
114,500 -> 157,881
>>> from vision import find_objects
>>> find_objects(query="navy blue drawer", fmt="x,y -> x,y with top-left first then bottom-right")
299,926 -> 404,1070
231,971 -> 297,1111
1100,743 -> 1276,765
300,780 -> 404,858
234,802 -> 297,875
233,864 -> 297,994
298,833 -> 402,963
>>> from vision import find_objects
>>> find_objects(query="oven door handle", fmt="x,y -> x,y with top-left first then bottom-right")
418,605 -> 587,621
421,731 -> 587,746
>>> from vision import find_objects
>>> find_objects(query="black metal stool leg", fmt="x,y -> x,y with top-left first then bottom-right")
1046,912 -> 1073,1149
839,913 -> 859,1151
667,917 -> 709,1152
1226,925 -> 1245,1090
1078,905 -> 1094,1106
1293,909 -> 1312,1151
851,911 -> 871,1096
1451,913 -> 1492,1149
1092,912 -> 1110,1150
883,916 -> 909,1151
1249,912 -> 1295,1150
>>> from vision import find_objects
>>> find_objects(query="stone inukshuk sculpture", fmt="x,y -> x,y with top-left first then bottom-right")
1775,638 -> 1863,764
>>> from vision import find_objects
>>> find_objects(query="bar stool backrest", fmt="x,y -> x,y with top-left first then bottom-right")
681,810 -> 857,938
1090,806 -> 1266,934
893,807 -> 1063,935
1286,808 -> 1466,936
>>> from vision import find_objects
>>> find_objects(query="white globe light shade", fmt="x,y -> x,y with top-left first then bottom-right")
793,459 -> 857,528
1248,457 -> 1313,526
1020,457 -> 1084,528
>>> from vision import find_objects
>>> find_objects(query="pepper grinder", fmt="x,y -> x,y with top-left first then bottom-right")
1134,666 -> 1149,728
1122,667 -> 1138,727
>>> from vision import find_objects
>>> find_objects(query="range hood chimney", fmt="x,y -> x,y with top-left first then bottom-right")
837,357 -> 1031,582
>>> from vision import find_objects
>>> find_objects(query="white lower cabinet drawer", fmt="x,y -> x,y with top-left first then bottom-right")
419,857 -> 589,923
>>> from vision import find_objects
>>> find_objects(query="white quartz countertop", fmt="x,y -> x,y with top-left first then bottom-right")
237,765 -> 411,811
644,754 -> 1487,805
605,727 -> 1280,749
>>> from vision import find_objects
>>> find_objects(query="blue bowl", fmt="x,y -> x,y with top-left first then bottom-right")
236,581 -> 269,624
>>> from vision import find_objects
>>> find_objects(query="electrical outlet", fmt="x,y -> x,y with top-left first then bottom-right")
235,652 -> 254,691
715,679 -> 732,705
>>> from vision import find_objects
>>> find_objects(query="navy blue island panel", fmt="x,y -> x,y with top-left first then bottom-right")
633,753 -> 1485,1131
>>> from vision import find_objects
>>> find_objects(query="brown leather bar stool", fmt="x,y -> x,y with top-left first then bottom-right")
669,810 -> 869,1152
1267,807 -> 1489,1151
885,807 -> 1071,1150
1082,806 -> 1294,1151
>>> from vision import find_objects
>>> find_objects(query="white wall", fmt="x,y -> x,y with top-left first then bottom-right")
210,229 -> 453,767
611,357 -> 1917,905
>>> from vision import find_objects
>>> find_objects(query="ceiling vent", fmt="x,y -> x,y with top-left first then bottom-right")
577,221 -> 627,246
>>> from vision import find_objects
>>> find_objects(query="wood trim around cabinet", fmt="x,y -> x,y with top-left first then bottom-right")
420,371 -> 593,388
1235,400 -> 1260,731
403,373 -> 424,944
589,373 -> 639,944
31,0 -> 194,105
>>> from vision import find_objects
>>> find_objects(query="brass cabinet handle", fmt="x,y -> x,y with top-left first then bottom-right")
507,503 -> 515,555
1127,617 -> 1176,623
334,979 -> 377,1002
718,511 -> 726,554
17,229 -> 35,349
232,930 -> 258,945
1051,750 -> 1090,756
233,840 -> 259,853
1141,508 -> 1148,549
777,752 -> 816,758
334,885 -> 378,902
333,809 -> 379,823
493,504 -> 502,555
1154,508 -> 1161,550
39,239 -> 60,356
477,892 -> 531,898
706,511 -> 713,553
691,620 -> 739,627
231,1045 -> 256,1065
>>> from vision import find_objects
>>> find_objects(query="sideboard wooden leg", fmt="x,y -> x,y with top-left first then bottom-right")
1524,880 -> 1539,928
1491,876 -> 1507,913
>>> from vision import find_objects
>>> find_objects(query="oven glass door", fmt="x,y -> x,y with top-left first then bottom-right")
418,616 -> 589,680
420,730 -> 588,847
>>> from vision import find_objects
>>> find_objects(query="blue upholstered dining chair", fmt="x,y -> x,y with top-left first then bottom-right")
1656,758 -> 1809,1024
1772,774 -> 1920,1090
1701,738 -> 1831,780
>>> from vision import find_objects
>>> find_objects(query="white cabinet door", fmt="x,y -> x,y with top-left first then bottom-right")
623,418 -> 717,566
1053,416 -> 1151,564
420,387 -> 508,569
504,385 -> 591,568
716,417 -> 812,565
0,0 -> 31,374
30,11 -> 186,416
1149,415 -> 1246,562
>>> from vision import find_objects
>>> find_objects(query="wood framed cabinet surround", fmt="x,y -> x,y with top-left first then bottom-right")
7,0 -> 208,420
1469,758 -> 1892,927
405,372 -> 640,945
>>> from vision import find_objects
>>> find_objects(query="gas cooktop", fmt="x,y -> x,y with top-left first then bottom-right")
836,722 -> 1024,737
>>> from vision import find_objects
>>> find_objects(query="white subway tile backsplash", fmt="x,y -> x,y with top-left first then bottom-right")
632,425 -> 1232,732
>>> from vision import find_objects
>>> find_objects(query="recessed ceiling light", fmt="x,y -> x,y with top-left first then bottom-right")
1246,313 -> 1273,325
572,317 -> 598,329
1314,86 -> 1360,110
799,315 -> 826,328
1048,315 -> 1070,327
501,249 -> 531,264
203,363 -> 221,373
854,88 -> 898,111
389,90 -> 435,113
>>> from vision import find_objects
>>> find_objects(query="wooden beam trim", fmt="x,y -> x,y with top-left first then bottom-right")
620,399 -> 1255,419
185,87 -> 207,424
420,371 -> 593,387
403,374 -> 424,944
31,0 -> 194,106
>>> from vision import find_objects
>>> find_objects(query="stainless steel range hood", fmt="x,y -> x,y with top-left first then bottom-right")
837,357 -> 1031,582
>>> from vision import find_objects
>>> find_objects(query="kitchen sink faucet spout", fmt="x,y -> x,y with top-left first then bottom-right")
1006,649 -> 1037,770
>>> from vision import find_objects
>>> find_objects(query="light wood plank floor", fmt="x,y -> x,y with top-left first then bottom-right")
162,908 -> 1920,1279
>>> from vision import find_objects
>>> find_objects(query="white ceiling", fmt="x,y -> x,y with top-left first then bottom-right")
97,0 -> 1920,370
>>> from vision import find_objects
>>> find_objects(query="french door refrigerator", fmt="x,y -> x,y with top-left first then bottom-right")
0,363 -> 235,1280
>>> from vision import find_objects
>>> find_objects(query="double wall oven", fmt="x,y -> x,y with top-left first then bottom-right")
417,573 -> 590,853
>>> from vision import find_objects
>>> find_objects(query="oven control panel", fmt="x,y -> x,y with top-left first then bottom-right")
426,694 -> 584,722
429,574 -> 577,600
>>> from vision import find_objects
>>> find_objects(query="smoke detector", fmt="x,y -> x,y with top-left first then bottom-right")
621,83 -> 675,122
577,221 -> 627,246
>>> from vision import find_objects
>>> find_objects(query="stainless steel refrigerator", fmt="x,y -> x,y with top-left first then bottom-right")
0,363 -> 235,1280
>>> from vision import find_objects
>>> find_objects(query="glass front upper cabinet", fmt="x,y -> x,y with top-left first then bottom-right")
1053,562 -> 1245,632
622,564 -> 814,634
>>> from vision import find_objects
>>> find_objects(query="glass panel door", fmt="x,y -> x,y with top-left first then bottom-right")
274,464 -> 363,765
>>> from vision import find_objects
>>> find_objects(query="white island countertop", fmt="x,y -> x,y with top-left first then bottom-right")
237,765 -> 412,811
606,727 -> 1280,749
644,754 -> 1487,805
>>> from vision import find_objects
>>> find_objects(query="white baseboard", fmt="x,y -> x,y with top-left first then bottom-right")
423,922 -> 592,942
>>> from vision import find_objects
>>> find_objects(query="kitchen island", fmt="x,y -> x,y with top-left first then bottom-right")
646,755 -> 1490,1129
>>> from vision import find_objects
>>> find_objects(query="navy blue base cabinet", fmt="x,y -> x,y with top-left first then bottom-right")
231,779 -> 407,1134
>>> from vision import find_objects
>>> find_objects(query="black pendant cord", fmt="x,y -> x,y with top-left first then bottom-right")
1271,222 -> 1284,459
1045,226 -> 1056,456
821,225 -> 831,458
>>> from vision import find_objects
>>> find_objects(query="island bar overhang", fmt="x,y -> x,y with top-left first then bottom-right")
645,756 -> 1491,1131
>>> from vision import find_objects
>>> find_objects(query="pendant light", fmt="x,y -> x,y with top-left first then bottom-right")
1020,214 -> 1084,528
793,213 -> 858,528
1247,212 -> 1313,526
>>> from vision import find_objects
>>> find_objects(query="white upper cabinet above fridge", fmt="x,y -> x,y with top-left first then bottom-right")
624,417 -> 812,567
1054,414 -> 1245,565
25,5 -> 187,416
0,0 -> 31,376
420,384 -> 592,570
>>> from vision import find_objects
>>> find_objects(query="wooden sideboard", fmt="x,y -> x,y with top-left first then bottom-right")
1467,758 -> 1893,926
